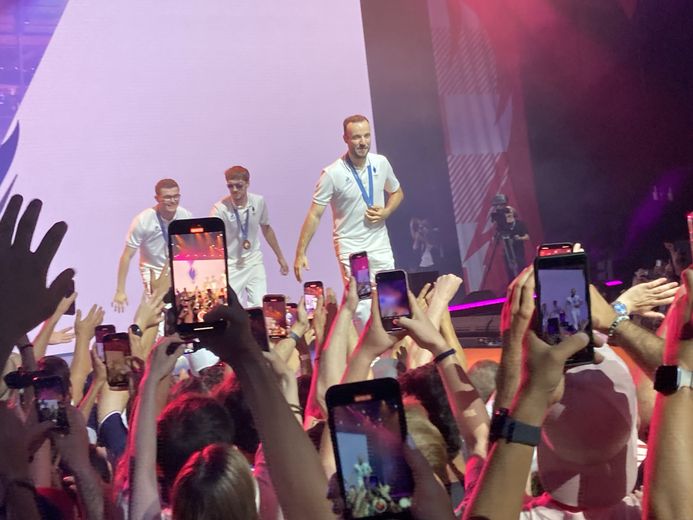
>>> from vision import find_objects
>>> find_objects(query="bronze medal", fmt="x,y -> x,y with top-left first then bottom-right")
243,239 -> 251,250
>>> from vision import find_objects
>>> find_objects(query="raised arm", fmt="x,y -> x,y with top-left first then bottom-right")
205,297 -> 337,520
643,270 -> 693,519
113,245 -> 137,313
261,224 -> 289,276
294,202 -> 326,282
71,304 -> 105,404
32,292 -> 77,359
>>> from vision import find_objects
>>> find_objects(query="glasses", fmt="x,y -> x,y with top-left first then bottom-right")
160,195 -> 181,202
227,182 -> 246,190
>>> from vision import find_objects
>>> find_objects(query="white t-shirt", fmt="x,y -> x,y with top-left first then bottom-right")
210,193 -> 269,269
125,206 -> 193,272
313,152 -> 401,259
566,294 -> 583,309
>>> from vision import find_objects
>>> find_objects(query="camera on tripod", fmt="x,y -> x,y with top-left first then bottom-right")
489,194 -> 513,236
3,368 -> 49,389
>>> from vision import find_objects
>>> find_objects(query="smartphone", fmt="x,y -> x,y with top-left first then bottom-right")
375,270 -> 411,333
286,302 -> 298,329
327,378 -> 413,519
349,251 -> 372,300
94,324 -> 116,358
263,294 -> 288,340
168,217 -> 229,335
247,307 -> 270,352
33,375 -> 69,433
533,249 -> 595,366
64,279 -> 76,315
103,332 -> 132,388
537,243 -> 573,257
304,281 -> 324,320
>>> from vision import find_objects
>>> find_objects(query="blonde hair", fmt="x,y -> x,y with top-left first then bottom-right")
171,443 -> 258,520
404,400 -> 449,483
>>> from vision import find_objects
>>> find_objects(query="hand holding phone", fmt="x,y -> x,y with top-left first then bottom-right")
533,246 -> 594,366
304,281 -> 324,320
103,333 -> 132,388
263,294 -> 288,340
349,251 -> 372,300
375,270 -> 412,333
247,307 -> 270,351
33,375 -> 69,433
286,302 -> 298,329
327,378 -> 413,519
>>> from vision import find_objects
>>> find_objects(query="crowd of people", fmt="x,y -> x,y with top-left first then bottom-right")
0,192 -> 691,520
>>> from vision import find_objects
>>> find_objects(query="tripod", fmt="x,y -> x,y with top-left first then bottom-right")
480,232 -> 522,290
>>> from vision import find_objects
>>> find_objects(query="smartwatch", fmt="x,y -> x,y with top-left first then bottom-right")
489,408 -> 541,447
129,324 -> 143,337
654,365 -> 693,395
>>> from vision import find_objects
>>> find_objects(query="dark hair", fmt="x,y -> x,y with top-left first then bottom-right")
37,356 -> 71,392
224,166 -> 250,183
214,376 -> 259,456
155,178 -> 179,195
342,114 -> 369,135
398,364 -> 462,458
157,394 -> 235,502
168,376 -> 208,403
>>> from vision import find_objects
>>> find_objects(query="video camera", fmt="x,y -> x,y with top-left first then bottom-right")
489,194 -> 513,233
4,368 -> 49,389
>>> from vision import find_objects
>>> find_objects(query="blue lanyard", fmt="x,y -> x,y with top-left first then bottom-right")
231,203 -> 250,241
156,211 -> 170,245
345,156 -> 374,207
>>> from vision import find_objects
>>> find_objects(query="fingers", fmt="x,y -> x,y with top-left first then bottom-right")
13,198 -> 43,251
47,268 -> 75,310
548,331 -> 590,362
510,266 -> 533,316
34,221 -> 68,274
406,290 -> 423,318
417,282 -> 431,301
0,194 -> 23,246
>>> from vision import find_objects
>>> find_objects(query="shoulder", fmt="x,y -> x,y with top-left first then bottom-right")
133,207 -> 155,225
249,193 -> 265,205
369,153 -> 392,168
322,157 -> 346,177
176,206 -> 193,218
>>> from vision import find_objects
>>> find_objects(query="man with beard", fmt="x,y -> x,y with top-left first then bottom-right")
294,114 -> 404,328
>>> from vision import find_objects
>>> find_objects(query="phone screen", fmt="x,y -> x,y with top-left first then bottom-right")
170,221 -> 228,333
263,296 -> 288,339
34,377 -> 69,432
350,253 -> 372,300
247,307 -> 270,352
376,270 -> 411,332
535,253 -> 594,365
286,304 -> 298,328
103,334 -> 132,388
304,282 -> 323,320
329,385 -> 413,518
94,325 -> 115,358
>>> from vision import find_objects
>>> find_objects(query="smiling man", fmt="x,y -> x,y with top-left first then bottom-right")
211,165 -> 288,307
294,114 -> 404,326
112,178 -> 193,312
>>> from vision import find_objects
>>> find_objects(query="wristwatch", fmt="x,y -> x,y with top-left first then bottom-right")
489,408 -> 541,447
129,324 -> 143,337
654,365 -> 693,395
611,300 -> 629,317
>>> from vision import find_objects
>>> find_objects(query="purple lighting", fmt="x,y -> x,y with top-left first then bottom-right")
449,297 -> 506,312
604,280 -> 623,287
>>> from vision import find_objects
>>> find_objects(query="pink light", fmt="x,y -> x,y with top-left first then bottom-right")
604,280 -> 623,287
449,297 -> 506,312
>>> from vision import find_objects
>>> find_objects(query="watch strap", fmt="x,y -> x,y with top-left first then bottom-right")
490,408 -> 541,447
608,315 -> 630,338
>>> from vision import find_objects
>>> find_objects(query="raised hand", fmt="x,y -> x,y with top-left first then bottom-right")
112,291 -> 128,313
149,265 -> 171,300
396,291 -> 448,356
0,195 -> 74,348
342,277 -> 360,314
74,304 -> 105,342
133,290 -> 166,331
618,277 -> 679,320
358,288 -> 405,359
144,334 -> 186,382
49,326 -> 76,345
662,269 -> 693,369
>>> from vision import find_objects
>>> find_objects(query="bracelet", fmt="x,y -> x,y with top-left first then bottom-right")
299,353 -> 311,362
433,348 -> 456,364
608,315 -> 630,338
289,404 -> 303,416
288,331 -> 301,343
17,343 -> 33,351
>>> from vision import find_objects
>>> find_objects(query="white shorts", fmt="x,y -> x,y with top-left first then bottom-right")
338,250 -> 395,332
229,263 -> 267,308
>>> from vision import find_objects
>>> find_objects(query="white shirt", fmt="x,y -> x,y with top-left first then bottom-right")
125,206 -> 193,272
210,193 -> 269,269
313,152 -> 400,258
566,294 -> 583,309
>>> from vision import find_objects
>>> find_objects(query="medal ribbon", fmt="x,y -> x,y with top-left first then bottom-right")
345,156 -> 374,207
231,203 -> 250,245
156,211 -> 170,254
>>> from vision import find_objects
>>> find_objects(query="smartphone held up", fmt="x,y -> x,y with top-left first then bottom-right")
375,270 -> 411,333
304,281 -> 324,320
533,244 -> 595,367
349,251 -> 372,300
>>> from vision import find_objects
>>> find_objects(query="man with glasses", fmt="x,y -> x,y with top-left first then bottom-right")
112,178 -> 193,312
211,165 -> 289,307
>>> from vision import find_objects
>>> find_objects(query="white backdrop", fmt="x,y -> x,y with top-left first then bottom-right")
2,0 -> 375,352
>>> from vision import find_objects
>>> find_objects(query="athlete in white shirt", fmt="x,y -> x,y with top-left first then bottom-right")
112,179 -> 193,312
211,166 -> 289,307
566,288 -> 584,331
294,114 -> 404,327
